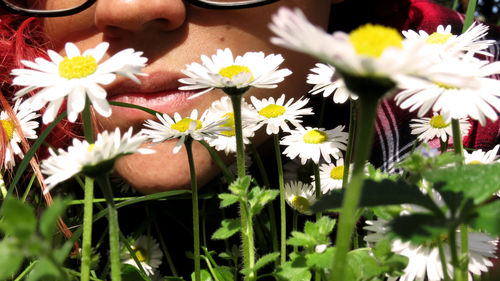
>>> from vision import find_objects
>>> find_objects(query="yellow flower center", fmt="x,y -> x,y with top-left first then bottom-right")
87,143 -> 95,152
220,113 -> 235,137
303,129 -> 327,144
171,118 -> 202,132
218,65 -> 253,80
131,246 -> 147,262
59,56 -> 98,79
429,115 -> 450,129
425,32 -> 453,45
291,195 -> 310,213
330,165 -> 344,180
259,104 -> 286,118
468,160 -> 483,165
349,24 -> 403,57
1,119 -> 15,140
434,82 -> 457,90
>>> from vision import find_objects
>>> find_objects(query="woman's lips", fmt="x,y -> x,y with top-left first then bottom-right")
107,89 -> 199,123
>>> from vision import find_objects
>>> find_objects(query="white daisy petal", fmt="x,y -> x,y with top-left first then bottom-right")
10,42 -> 148,124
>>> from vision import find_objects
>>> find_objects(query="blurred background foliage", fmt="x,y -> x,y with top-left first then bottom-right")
436,0 -> 500,24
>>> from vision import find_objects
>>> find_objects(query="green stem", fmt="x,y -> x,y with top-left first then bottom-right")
0,172 -> 6,198
14,260 -> 38,281
313,162 -> 321,220
185,138 -> 201,281
81,177 -> 95,281
342,100 -> 357,187
462,0 -> 477,32
22,173 -> 36,202
313,162 -> 321,281
437,238 -> 451,281
451,119 -> 464,160
293,211 -> 298,253
82,97 -> 94,143
242,199 -> 256,281
229,94 -> 253,276
451,119 -> 469,280
96,175 -> 121,281
332,97 -> 379,281
229,94 -> 246,178
449,228 -> 465,281
274,134 -> 286,265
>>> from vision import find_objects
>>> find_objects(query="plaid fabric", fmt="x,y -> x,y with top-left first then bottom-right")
366,0 -> 500,172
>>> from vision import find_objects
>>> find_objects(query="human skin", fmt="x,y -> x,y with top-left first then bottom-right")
39,0 -> 332,193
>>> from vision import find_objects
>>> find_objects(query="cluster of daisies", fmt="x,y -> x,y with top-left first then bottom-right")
269,6 -> 500,281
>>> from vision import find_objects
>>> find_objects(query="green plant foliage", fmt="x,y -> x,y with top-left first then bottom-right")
39,197 -> 70,239
424,163 -> 500,204
312,179 -> 442,215
211,218 -> 241,240
470,200 -> 500,236
0,197 -> 37,240
121,264 -> 150,281
389,213 -> 449,244
275,253 -> 311,281
0,238 -> 24,280
286,217 -> 335,252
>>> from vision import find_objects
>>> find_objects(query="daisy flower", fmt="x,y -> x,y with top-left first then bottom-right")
203,96 -> 259,154
410,113 -> 470,143
141,109 -> 229,154
250,94 -> 313,135
122,235 -> 163,277
179,48 -> 292,98
11,42 -> 147,124
307,63 -> 357,104
313,158 -> 346,193
1,99 -> 39,170
281,126 -> 348,165
284,181 -> 317,215
402,23 -> 494,58
269,7 -> 433,93
395,58 -> 500,126
464,144 -> 499,165
364,219 -> 498,281
41,127 -> 151,193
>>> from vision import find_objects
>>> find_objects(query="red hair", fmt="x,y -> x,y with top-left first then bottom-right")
0,13 -> 76,243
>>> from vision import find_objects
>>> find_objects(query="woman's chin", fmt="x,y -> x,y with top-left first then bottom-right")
114,139 -> 226,194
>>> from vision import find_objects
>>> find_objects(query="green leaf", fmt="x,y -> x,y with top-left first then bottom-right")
470,200 -> 500,236
304,216 -> 335,239
275,254 -> 311,281
39,197 -> 69,239
191,269 -> 213,281
25,258 -> 60,281
211,218 -> 241,240
286,231 -> 316,249
306,247 -> 335,270
122,264 -> 150,281
312,179 -> 442,215
0,238 -> 23,280
345,248 -> 382,281
0,197 -> 37,240
228,176 -> 251,196
218,193 -> 239,208
249,188 -> 279,216
254,252 -> 280,272
389,213 -> 448,244
424,163 -> 500,204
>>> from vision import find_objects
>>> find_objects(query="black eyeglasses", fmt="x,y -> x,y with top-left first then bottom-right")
1,0 -> 280,17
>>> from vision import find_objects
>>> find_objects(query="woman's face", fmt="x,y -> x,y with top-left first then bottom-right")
40,0 -> 331,193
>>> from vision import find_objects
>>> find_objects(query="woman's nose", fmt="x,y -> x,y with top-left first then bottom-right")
94,0 -> 186,37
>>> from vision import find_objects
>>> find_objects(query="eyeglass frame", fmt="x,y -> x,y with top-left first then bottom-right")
0,0 -> 280,17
